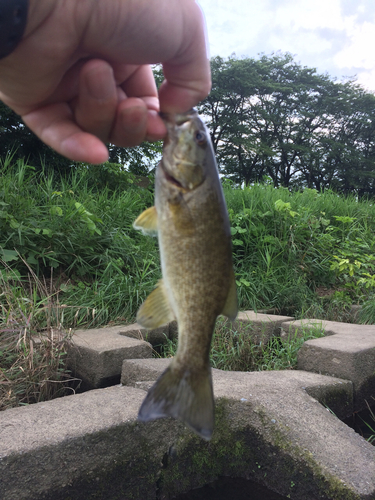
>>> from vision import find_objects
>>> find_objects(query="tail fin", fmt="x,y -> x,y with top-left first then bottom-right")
138,363 -> 214,440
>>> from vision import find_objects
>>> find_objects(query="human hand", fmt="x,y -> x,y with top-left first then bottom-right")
0,0 -> 211,163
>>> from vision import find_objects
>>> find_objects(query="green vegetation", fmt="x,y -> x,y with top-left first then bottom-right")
0,160 -> 160,410
361,403 -> 375,445
225,182 -> 375,321
1,158 -> 374,409
0,157 -> 160,327
1,160 -> 374,329
159,318 -> 325,371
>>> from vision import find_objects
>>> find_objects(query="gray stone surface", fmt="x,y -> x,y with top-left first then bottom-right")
1,365 -> 375,500
233,310 -> 295,344
71,311 -> 293,390
67,326 -> 152,388
283,319 -> 375,411
121,357 -> 170,386
0,386 -> 173,500
117,322 -> 170,345
2,314 -> 375,500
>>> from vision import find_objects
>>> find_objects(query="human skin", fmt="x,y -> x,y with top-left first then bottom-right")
0,0 -> 211,163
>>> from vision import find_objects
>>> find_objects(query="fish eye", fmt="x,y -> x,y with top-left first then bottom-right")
195,130 -> 207,146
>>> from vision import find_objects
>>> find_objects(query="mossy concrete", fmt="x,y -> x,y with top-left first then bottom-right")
122,360 -> 374,499
2,361 -> 375,500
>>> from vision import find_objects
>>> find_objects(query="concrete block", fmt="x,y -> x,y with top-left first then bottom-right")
1,370 -> 374,500
121,358 -> 170,386
116,322 -> 170,346
283,318 -> 375,411
233,310 -> 295,344
67,326 -> 152,388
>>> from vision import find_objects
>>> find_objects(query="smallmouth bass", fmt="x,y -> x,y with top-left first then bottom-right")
133,108 -> 237,440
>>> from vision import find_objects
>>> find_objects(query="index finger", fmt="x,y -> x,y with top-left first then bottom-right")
158,2 -> 211,113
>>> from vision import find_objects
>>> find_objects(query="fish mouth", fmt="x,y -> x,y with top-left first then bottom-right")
160,161 -> 184,188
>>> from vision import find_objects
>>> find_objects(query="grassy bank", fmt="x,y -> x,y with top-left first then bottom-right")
1,159 -> 374,328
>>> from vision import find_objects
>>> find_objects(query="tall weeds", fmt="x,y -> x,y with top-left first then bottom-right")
1,160 -> 374,332
0,262 -> 78,411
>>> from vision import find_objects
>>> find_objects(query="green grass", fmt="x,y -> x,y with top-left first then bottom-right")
0,157 -> 160,327
0,158 -> 374,409
1,159 -> 375,327
224,183 -> 375,319
158,317 -> 325,372
360,402 -> 375,444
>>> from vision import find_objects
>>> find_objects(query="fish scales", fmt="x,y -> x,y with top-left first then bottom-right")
133,108 -> 237,440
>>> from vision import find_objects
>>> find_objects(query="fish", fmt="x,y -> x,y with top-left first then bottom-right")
133,108 -> 237,440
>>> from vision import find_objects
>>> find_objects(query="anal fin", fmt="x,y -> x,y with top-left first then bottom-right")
221,268 -> 238,321
136,279 -> 174,328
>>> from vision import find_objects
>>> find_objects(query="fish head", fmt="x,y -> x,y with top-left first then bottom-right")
160,109 -> 209,191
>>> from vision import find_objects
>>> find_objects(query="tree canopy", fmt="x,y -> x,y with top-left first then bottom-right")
197,53 -> 375,196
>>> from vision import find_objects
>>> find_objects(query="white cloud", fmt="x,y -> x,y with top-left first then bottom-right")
198,0 -> 375,91
334,20 -> 375,69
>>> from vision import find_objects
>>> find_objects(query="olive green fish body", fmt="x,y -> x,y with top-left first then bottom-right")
133,109 -> 237,440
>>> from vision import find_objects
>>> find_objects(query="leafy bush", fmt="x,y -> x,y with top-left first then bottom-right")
224,183 -> 375,320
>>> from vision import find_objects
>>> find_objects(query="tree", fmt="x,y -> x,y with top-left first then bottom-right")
198,54 -> 375,196
0,101 -> 162,174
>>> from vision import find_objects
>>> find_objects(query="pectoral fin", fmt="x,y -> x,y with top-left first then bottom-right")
136,280 -> 174,328
133,206 -> 158,236
221,269 -> 238,321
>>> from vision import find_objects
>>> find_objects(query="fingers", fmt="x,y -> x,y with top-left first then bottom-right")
22,60 -> 167,162
74,61 -> 166,149
23,103 -> 110,163
74,60 -> 166,143
111,64 -> 167,143
22,92 -> 166,163
159,2 -> 211,113
74,59 -> 118,142
85,0 -> 211,114
109,98 -> 148,147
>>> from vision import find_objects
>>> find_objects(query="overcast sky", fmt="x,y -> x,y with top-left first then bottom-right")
198,0 -> 375,92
